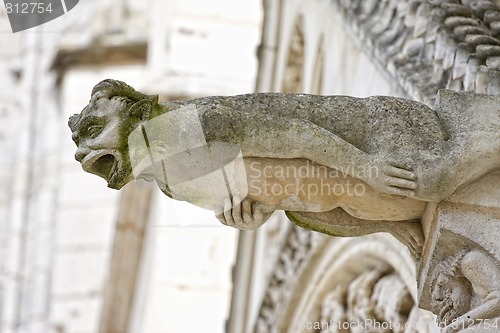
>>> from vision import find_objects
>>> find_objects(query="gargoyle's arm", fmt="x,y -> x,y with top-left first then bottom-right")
234,113 -> 417,197
460,251 -> 500,319
443,298 -> 500,333
444,250 -> 500,332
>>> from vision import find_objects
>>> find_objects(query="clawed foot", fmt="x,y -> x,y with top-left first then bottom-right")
215,197 -> 273,230
389,222 -> 424,260
376,160 -> 418,197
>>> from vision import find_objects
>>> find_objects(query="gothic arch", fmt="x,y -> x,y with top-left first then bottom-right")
255,228 -> 438,333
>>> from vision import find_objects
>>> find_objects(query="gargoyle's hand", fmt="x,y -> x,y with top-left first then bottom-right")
375,161 -> 417,197
215,197 -> 272,230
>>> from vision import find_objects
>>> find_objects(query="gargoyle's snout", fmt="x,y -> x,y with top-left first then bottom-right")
74,149 -> 89,163
79,150 -> 119,182
76,148 -> 129,189
69,114 -> 81,146
71,132 -> 80,146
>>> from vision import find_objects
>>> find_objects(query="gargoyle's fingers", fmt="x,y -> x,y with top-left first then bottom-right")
386,176 -> 417,189
253,201 -> 268,221
232,196 -> 243,225
386,165 -> 416,180
223,197 -> 235,225
216,213 -> 227,225
385,186 -> 416,197
242,199 -> 252,222
388,161 -> 413,171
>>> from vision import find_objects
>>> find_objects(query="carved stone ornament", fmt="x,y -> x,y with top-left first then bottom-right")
254,231 -> 438,333
69,79 -> 500,331
418,170 -> 500,333
329,0 -> 500,104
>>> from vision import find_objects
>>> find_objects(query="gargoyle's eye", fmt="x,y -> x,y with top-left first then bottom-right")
87,125 -> 103,138
112,96 -> 130,104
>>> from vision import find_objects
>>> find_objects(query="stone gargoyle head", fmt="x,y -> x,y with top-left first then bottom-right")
68,79 -> 159,189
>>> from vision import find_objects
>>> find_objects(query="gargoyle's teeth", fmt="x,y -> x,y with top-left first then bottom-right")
108,158 -> 118,181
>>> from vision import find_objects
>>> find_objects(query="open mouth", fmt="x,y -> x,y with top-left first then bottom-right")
81,151 -> 119,182
79,149 -> 132,189
90,154 -> 117,180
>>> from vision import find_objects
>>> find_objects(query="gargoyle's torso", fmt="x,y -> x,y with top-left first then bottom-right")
157,155 -> 427,221
154,93 -> 455,205
243,157 -> 427,221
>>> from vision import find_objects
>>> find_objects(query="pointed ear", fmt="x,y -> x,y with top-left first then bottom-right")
129,99 -> 153,121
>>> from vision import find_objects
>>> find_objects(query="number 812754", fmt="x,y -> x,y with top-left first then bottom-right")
5,2 -> 53,14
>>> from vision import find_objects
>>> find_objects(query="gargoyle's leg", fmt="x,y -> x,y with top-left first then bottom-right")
286,209 -> 424,260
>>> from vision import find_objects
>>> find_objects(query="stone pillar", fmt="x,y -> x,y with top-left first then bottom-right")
418,170 -> 500,332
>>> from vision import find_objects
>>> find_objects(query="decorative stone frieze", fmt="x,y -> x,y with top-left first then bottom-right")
329,0 -> 500,104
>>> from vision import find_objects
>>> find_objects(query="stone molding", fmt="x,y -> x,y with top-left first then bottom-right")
50,1 -> 148,71
281,16 -> 305,93
330,0 -> 500,105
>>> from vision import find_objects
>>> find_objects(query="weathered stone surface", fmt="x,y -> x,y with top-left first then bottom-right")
68,79 -> 500,261
418,171 -> 500,333
68,78 -> 500,332
255,229 -> 437,333
246,1 -> 500,332
328,0 -> 500,104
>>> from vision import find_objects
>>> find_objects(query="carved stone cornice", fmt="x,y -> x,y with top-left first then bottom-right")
330,0 -> 500,105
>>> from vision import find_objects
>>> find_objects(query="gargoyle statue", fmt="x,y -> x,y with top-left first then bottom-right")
68,79 -> 500,257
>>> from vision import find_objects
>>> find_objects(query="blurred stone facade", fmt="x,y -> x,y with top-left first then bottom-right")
0,1 -> 261,332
